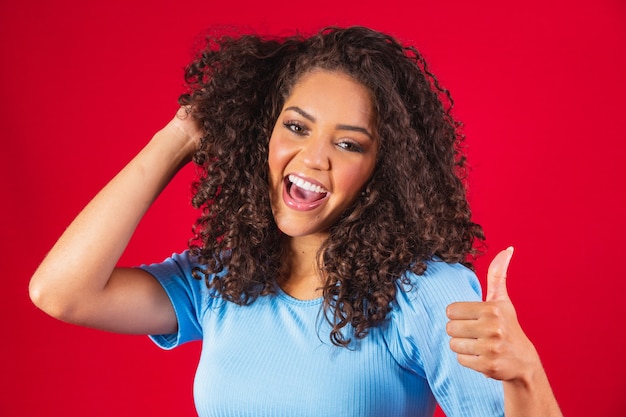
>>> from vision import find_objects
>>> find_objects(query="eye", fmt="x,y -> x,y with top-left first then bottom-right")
337,140 -> 365,153
283,120 -> 308,136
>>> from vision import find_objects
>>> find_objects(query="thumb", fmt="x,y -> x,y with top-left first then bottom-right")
485,246 -> 514,302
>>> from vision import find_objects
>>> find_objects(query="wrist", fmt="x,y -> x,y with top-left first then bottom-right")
153,108 -> 203,163
155,130 -> 194,163
151,121 -> 200,166
502,360 -> 562,417
507,343 -> 542,385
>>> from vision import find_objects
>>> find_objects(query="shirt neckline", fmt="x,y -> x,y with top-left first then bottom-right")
275,286 -> 324,307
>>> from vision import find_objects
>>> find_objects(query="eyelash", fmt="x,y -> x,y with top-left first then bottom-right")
282,120 -> 365,153
337,140 -> 365,153
283,121 -> 307,135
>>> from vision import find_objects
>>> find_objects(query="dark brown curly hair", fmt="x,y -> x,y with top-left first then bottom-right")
180,26 -> 484,347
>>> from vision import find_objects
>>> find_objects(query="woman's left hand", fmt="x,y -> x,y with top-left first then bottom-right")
445,247 -> 541,381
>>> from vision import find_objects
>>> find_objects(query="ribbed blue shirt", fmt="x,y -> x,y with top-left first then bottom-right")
142,251 -> 504,417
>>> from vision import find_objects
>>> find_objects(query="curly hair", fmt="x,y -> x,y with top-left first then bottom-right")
180,26 -> 484,347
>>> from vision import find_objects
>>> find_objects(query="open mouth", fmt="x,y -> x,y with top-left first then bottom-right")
285,174 -> 328,204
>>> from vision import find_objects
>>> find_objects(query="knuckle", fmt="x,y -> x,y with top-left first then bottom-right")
487,342 -> 504,356
484,304 -> 502,318
488,326 -> 505,339
485,362 -> 501,378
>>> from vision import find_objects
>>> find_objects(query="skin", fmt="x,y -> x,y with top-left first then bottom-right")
268,70 -> 378,299
29,107 -> 201,335
446,248 -> 562,416
29,69 -> 561,416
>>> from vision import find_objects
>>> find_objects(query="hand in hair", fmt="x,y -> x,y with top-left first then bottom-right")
28,108 -> 203,335
162,106 -> 204,162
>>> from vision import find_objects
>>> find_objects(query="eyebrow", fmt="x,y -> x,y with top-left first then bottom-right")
284,106 -> 374,141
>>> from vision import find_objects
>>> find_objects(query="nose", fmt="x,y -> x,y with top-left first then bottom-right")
301,134 -> 331,171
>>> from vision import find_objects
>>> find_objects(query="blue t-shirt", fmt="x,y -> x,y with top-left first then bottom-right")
141,251 -> 504,417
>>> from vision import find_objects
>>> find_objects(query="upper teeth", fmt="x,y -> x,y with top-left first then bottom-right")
288,175 -> 327,194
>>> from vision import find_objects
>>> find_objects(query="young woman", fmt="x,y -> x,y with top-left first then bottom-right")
29,26 -> 561,416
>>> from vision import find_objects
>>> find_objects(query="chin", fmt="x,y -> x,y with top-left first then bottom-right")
275,221 -> 330,240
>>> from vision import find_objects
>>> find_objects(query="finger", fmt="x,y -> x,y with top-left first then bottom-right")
485,246 -> 514,302
454,352 -> 494,376
446,318 -> 493,339
455,349 -> 510,381
449,336 -> 481,356
446,301 -> 486,320
176,105 -> 192,119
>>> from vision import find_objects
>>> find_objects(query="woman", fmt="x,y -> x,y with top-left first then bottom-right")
29,26 -> 561,416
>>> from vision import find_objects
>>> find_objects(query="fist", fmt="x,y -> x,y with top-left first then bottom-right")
445,247 -> 540,381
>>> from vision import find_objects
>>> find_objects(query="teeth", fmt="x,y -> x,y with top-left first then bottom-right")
288,175 -> 327,194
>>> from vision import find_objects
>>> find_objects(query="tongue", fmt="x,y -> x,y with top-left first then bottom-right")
290,184 -> 325,203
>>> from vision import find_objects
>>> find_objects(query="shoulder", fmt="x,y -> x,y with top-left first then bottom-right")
385,260 -> 484,354
382,260 -> 486,375
141,250 -> 201,274
141,251 -> 222,348
139,251 -> 223,309
140,251 -> 222,286
398,260 -> 483,307
386,261 -> 504,416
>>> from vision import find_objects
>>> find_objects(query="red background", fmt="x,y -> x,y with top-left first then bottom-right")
1,1 -> 625,416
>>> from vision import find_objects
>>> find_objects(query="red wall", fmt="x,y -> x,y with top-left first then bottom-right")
1,1 -> 625,416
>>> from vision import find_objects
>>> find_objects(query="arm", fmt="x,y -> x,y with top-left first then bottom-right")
29,107 -> 202,335
446,248 -> 563,417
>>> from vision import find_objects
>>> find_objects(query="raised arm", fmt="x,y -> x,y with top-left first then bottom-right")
29,107 -> 202,335
446,248 -> 563,417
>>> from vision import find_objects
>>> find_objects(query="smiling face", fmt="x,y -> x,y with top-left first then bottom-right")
268,70 -> 378,239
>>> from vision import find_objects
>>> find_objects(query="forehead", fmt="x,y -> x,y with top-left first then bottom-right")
283,70 -> 375,124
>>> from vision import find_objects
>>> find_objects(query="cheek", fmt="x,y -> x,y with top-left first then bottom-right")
268,126 -> 299,164
344,160 -> 376,189
267,136 -> 288,184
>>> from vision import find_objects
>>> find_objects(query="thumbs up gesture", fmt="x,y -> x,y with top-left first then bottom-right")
446,247 -> 540,381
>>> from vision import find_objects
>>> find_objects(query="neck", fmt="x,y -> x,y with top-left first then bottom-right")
279,234 -> 327,300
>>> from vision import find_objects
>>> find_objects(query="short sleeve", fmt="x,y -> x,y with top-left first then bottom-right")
139,251 -> 208,350
386,261 -> 505,417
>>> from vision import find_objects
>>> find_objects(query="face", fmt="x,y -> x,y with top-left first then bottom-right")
268,70 -> 378,239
